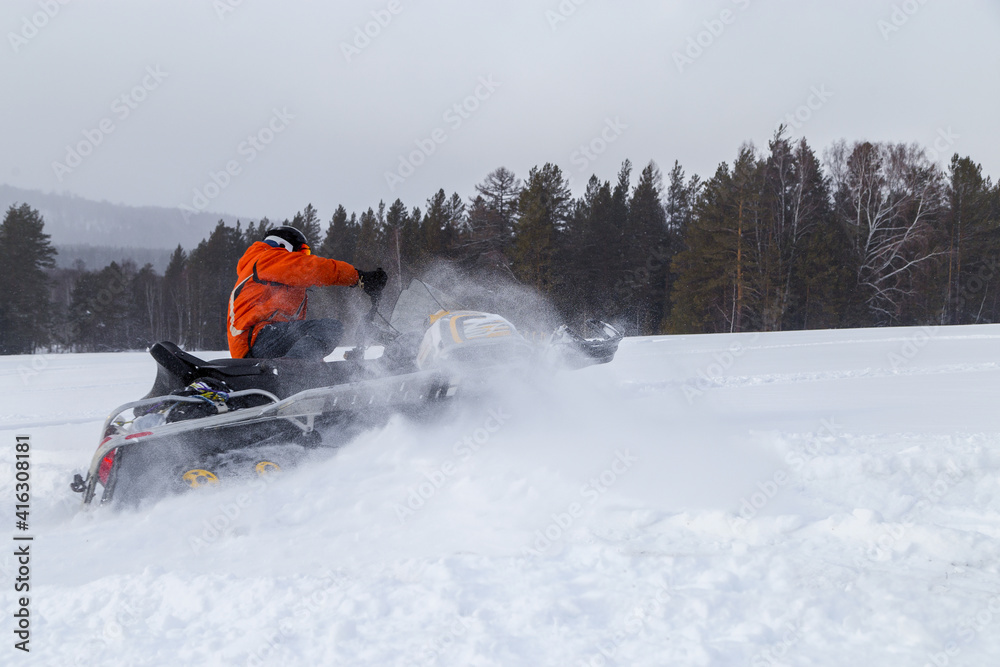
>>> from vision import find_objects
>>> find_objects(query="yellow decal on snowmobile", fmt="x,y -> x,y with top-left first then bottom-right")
465,320 -> 512,339
449,314 -> 464,343
429,310 -> 450,325
449,313 -> 513,343
255,461 -> 282,476
182,469 -> 220,488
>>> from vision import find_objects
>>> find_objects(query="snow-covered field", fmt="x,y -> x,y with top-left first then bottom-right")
3,325 -> 1000,666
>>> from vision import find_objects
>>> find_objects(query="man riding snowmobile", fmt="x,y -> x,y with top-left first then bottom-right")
227,225 -> 387,360
74,262 -> 622,507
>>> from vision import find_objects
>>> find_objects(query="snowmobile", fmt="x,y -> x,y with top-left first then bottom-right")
72,278 -> 622,508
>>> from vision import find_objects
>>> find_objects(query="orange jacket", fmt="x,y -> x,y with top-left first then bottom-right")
227,242 -> 360,358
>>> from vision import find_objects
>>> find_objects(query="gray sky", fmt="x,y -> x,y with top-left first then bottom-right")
3,0 -> 999,224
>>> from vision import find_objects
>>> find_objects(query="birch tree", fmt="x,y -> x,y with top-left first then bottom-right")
828,141 -> 946,324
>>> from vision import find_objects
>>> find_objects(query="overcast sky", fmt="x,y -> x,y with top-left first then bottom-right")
3,0 -> 999,224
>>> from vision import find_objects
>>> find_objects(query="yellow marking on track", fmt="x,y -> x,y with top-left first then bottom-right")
182,469 -> 220,488
255,461 -> 282,476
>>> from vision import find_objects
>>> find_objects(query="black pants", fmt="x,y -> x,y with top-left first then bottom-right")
250,319 -> 344,360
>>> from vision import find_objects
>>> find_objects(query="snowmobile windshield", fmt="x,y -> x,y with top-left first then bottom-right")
388,279 -> 464,334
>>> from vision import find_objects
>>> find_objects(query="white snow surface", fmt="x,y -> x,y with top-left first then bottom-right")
3,325 -> 1000,666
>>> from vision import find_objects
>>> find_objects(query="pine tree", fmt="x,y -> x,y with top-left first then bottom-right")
422,190 -> 450,260
312,207 -> 362,324
626,161 -> 669,333
610,160 -> 631,253
67,261 -> 136,351
942,155 -> 998,323
465,195 -> 492,251
354,207 -> 382,270
67,270 -> 104,352
782,138 -> 849,330
512,164 -> 571,293
385,198 -> 409,282
670,146 -> 764,333
290,204 -> 323,247
730,145 -> 764,331
130,263 -> 161,348
753,131 -> 835,330
591,160 -> 632,323
48,261 -> 86,350
665,160 -> 697,236
560,175 -> 617,322
660,161 -> 699,331
243,220 -> 269,247
162,245 -> 189,344
473,167 -> 521,256
446,192 -> 468,252
185,221 -> 245,349
0,204 -> 57,354
319,205 -> 358,263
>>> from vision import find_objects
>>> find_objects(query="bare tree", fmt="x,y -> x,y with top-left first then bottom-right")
828,141 -> 946,323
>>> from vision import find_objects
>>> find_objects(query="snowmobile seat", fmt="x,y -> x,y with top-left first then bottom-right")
144,342 -> 273,399
145,341 -> 366,399
150,342 -> 267,382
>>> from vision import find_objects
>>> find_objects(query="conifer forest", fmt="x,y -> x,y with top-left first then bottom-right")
2,130 -> 998,355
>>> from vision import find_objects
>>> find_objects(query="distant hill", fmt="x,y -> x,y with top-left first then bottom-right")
0,184 -> 250,250
53,245 -> 176,273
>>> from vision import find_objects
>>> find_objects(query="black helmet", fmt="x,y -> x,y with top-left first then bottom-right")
262,226 -> 309,253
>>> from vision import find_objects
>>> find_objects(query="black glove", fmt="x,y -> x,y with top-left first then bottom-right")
357,268 -> 387,297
